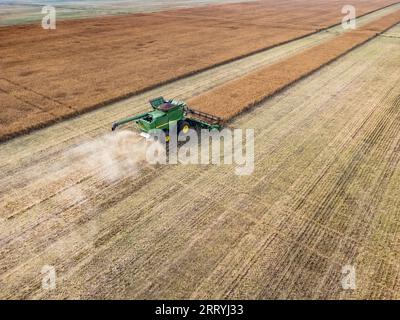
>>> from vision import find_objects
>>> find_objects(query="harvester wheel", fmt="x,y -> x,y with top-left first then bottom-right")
179,121 -> 190,134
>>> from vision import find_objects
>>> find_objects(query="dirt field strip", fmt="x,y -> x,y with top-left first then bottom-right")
1,0 -> 399,140
188,9 -> 400,120
0,24 -> 400,299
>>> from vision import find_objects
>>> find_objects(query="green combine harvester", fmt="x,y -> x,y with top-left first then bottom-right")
112,97 -> 222,141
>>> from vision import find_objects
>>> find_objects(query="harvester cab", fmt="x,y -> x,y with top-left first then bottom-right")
111,97 -> 222,140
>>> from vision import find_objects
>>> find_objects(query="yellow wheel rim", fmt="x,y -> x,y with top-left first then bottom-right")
165,135 -> 170,142
182,125 -> 189,134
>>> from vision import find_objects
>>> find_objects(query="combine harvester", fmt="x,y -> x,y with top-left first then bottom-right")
112,97 -> 222,141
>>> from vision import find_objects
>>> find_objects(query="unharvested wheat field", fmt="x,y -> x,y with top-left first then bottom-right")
1,0 -> 399,140
189,10 -> 400,120
1,22 -> 400,298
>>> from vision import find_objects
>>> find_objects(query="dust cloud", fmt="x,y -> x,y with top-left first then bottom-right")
51,130 -> 163,253
67,130 -> 159,183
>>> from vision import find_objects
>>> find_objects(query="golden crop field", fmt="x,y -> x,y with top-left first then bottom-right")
0,0 -> 398,141
1,0 -> 400,301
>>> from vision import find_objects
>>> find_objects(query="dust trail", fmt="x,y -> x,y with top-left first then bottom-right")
50,130 -> 163,251
57,129 -> 164,209
66,130 -> 158,184
0,130 -> 164,271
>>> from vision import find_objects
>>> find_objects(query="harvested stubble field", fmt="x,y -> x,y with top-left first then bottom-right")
0,0 -> 399,140
189,9 -> 400,119
1,25 -> 400,299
